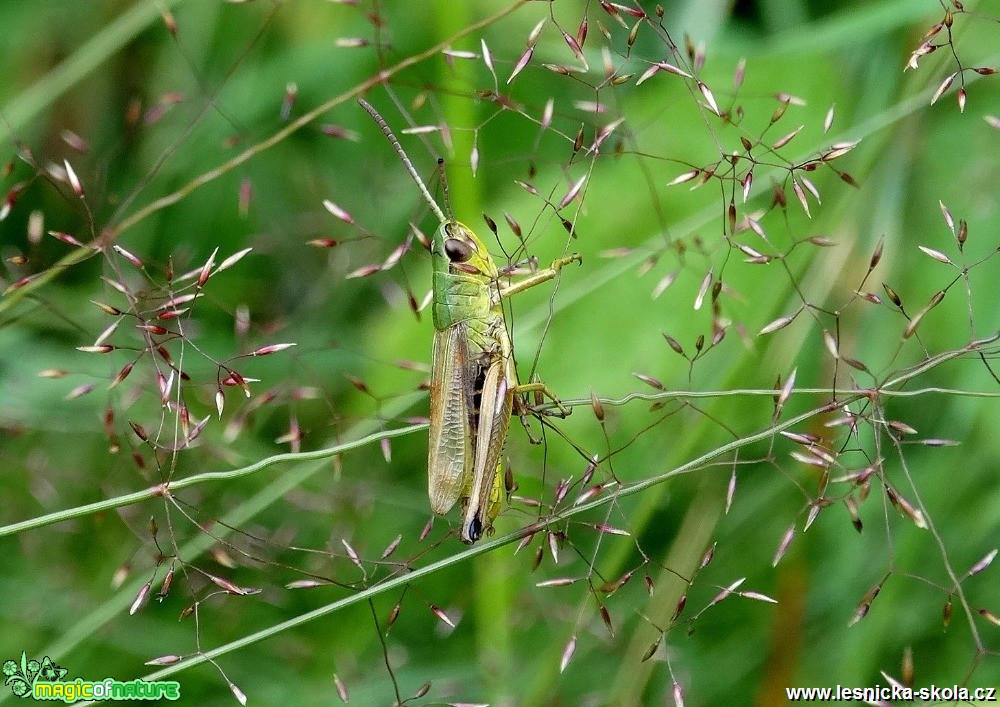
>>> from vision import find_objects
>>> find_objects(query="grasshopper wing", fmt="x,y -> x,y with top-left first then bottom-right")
428,324 -> 474,515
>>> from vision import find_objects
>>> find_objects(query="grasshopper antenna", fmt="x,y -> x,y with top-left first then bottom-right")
436,158 -> 454,220
359,98 -> 446,224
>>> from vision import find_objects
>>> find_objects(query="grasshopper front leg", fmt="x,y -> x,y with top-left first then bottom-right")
498,254 -> 582,300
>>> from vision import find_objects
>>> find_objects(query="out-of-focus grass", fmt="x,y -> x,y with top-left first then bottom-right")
1,1 -> 998,705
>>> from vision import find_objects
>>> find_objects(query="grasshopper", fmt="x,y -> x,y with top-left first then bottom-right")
360,99 -> 581,544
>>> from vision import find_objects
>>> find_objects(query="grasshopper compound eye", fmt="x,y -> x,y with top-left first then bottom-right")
444,238 -> 473,263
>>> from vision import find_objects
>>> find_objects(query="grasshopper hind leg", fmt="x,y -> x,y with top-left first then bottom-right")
461,460 -> 505,543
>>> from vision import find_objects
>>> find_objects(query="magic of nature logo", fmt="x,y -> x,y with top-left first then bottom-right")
3,652 -> 180,702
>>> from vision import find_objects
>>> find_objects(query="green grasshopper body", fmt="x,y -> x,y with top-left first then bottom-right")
360,99 -> 579,543
428,219 -> 515,542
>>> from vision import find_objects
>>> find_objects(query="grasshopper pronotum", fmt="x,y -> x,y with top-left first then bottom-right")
360,99 -> 580,544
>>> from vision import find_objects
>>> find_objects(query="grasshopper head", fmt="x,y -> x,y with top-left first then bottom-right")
435,221 -> 499,279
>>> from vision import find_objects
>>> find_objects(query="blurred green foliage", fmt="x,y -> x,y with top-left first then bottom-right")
1,0 -> 998,705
